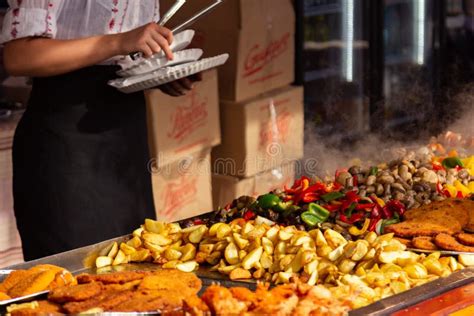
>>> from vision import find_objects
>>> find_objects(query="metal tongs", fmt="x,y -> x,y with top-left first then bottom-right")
130,0 -> 224,60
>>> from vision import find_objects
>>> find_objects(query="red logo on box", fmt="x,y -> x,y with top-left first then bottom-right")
162,175 -> 198,217
259,110 -> 292,150
167,90 -> 208,143
243,33 -> 291,78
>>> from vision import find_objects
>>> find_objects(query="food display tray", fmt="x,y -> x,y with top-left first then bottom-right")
407,248 -> 474,255
109,54 -> 229,93
3,232 -> 474,315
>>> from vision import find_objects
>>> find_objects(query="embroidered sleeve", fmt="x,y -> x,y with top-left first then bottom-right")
0,0 -> 64,44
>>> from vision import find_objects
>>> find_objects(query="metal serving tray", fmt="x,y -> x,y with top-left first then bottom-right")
4,235 -> 474,315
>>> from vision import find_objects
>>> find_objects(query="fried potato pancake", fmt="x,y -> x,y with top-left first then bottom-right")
62,290 -> 135,314
138,269 -> 201,297
394,237 -> 412,247
384,220 -> 461,238
9,300 -> 62,316
456,233 -> 474,246
403,199 -> 470,228
0,270 -> 35,294
411,236 -> 438,250
0,292 -> 11,301
76,271 -> 151,284
110,290 -> 183,313
48,282 -> 102,303
8,270 -> 56,298
434,233 -> 474,252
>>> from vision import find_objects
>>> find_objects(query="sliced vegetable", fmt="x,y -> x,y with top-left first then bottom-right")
369,166 -> 378,176
307,203 -> 330,221
321,191 -> 344,202
258,194 -> 281,209
349,218 -> 371,236
301,211 -> 324,227
442,157 -> 464,169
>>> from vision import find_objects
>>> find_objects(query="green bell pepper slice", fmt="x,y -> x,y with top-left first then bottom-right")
321,191 -> 345,202
257,194 -> 281,209
442,157 -> 464,169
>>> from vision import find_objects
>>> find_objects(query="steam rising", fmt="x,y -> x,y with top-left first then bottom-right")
301,83 -> 474,178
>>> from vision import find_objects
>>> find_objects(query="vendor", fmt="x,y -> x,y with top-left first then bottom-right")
1,0 -> 198,261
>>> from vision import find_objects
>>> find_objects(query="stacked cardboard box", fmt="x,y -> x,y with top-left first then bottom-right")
163,0 -> 303,208
145,69 -> 220,221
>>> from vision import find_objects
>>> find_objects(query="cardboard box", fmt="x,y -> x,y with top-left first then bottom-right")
212,162 -> 296,208
151,148 -> 213,222
145,69 -> 220,168
212,85 -> 304,177
162,0 -> 295,102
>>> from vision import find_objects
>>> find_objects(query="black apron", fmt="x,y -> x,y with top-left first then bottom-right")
13,66 -> 155,261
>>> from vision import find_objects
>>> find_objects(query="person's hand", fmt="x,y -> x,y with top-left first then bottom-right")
159,73 -> 203,97
115,23 -> 174,59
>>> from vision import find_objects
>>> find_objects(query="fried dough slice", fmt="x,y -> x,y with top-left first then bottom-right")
9,300 -> 62,316
0,292 -> 11,301
412,236 -> 438,250
0,270 -> 35,294
384,219 -> 461,238
62,290 -> 135,314
48,282 -> 102,303
138,270 -> 201,297
456,233 -> 474,246
110,289 -> 183,313
76,271 -> 151,285
8,270 -> 56,298
404,199 -> 470,228
434,233 -> 474,252
394,237 -> 412,247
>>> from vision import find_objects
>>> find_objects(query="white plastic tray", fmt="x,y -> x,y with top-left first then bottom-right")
117,48 -> 203,77
109,54 -> 229,94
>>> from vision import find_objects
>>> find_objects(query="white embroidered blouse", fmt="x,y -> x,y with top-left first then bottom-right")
0,0 -> 160,63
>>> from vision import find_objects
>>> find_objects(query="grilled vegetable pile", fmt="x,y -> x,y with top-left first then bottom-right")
182,149 -> 474,237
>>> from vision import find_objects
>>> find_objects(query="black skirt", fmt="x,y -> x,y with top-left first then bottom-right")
13,66 -> 155,261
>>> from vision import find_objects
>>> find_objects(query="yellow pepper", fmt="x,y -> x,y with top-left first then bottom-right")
454,180 -> 471,197
445,184 -> 457,198
468,182 -> 474,193
349,218 -> 370,236
374,197 -> 385,207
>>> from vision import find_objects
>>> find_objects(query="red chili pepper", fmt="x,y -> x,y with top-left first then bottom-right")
385,200 -> 406,216
371,204 -> 381,218
301,192 -> 318,203
353,175 -> 358,187
345,191 -> 361,203
325,204 -> 342,212
193,219 -> 204,225
368,217 -> 380,232
432,163 -> 444,171
381,206 -> 393,219
436,182 -> 443,193
243,210 -> 256,221
356,203 -> 375,210
340,212 -> 365,224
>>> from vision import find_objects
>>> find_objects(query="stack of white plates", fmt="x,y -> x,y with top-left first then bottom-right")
109,30 -> 229,93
